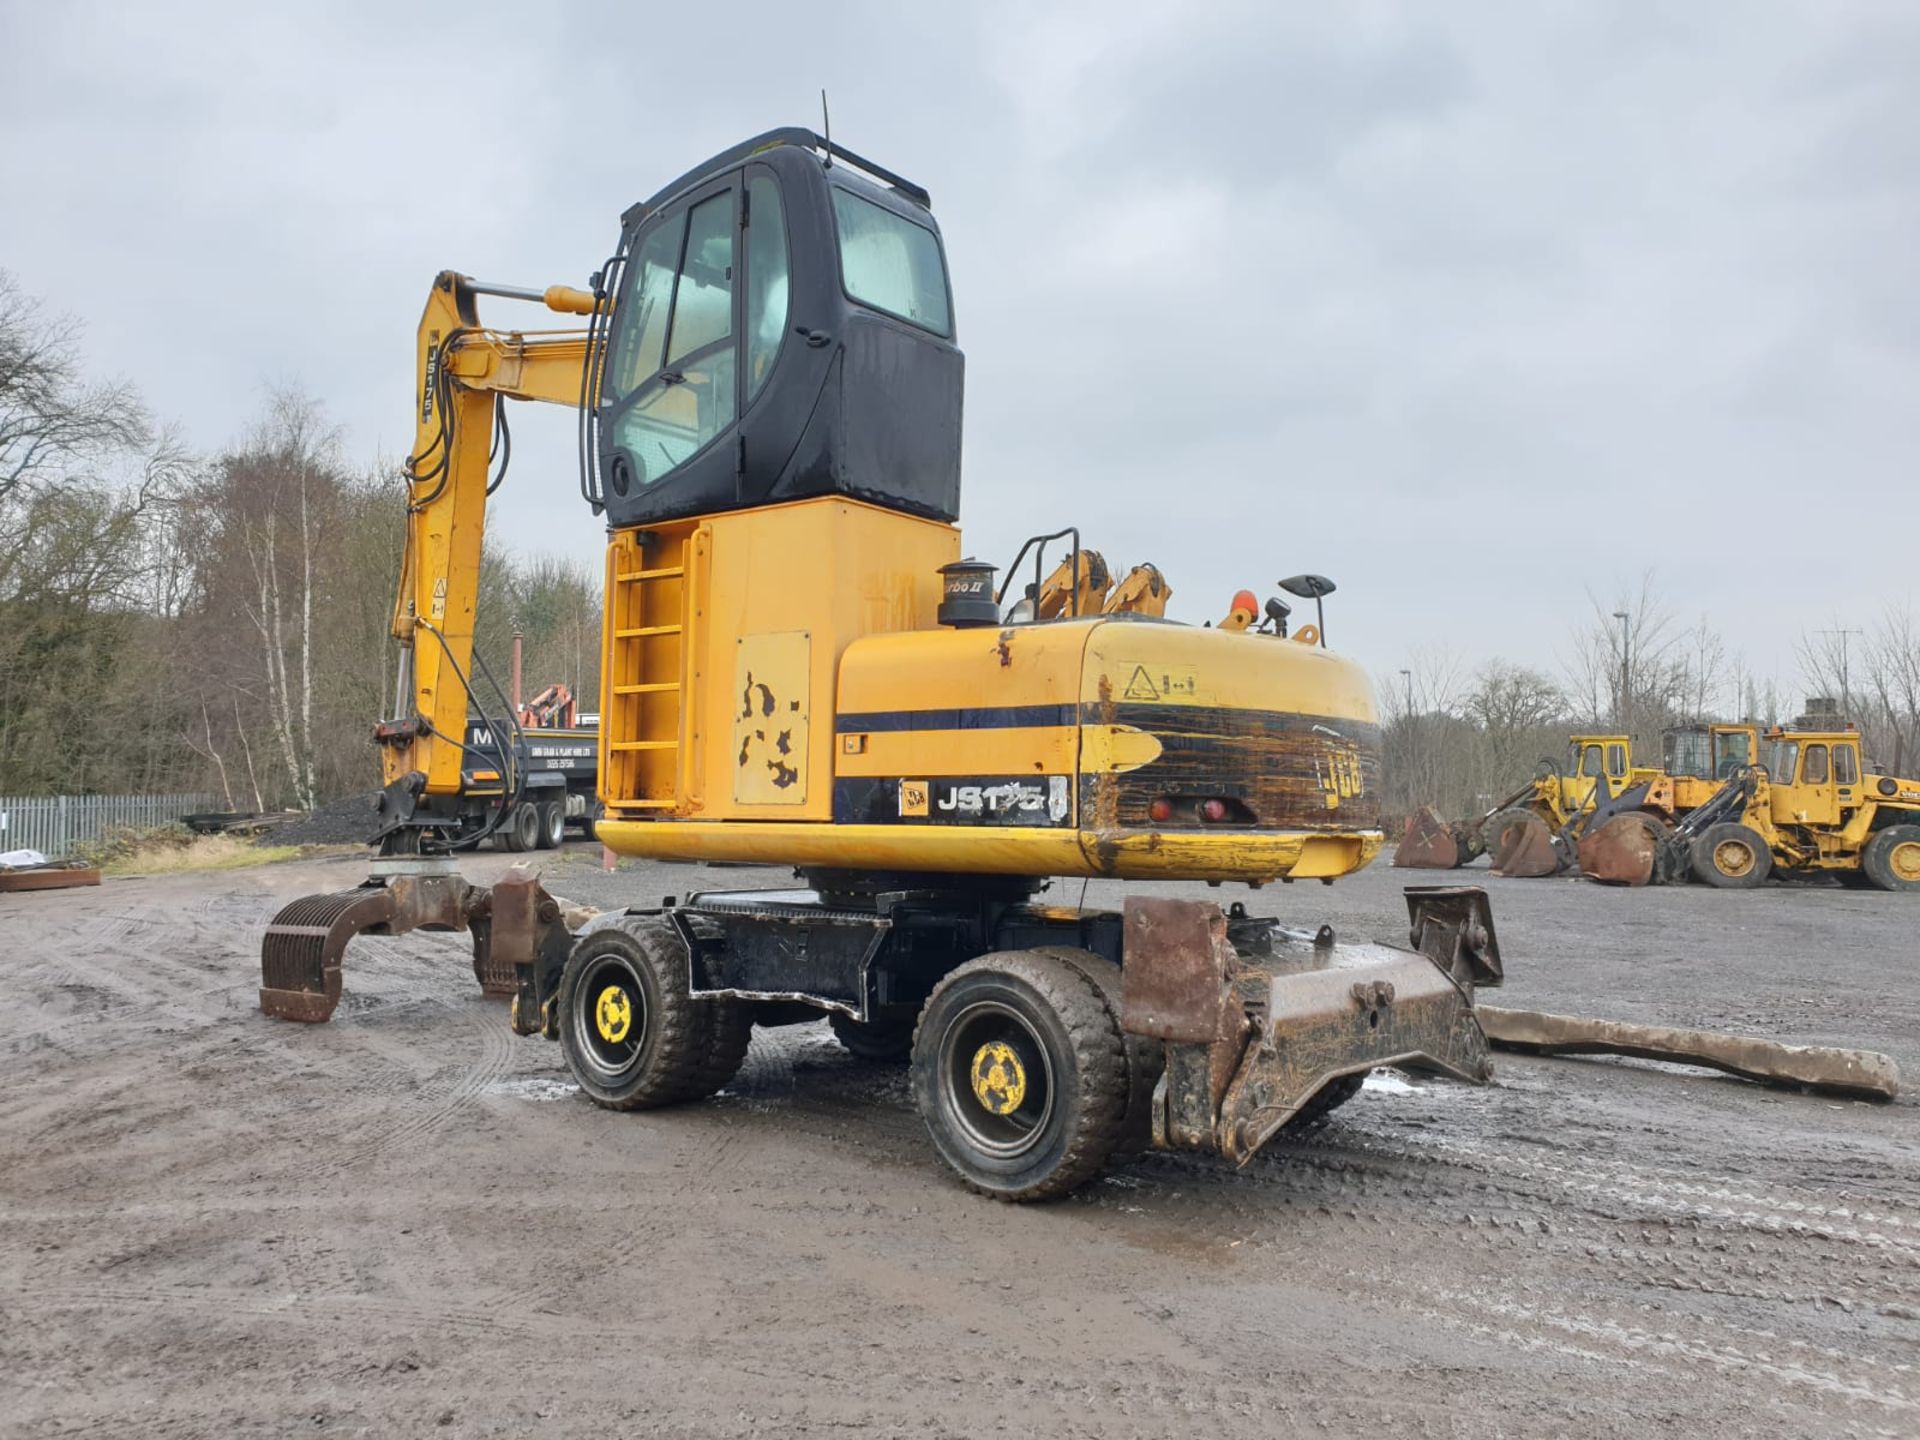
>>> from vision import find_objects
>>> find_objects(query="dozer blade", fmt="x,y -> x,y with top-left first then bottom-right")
1393,805 -> 1469,868
259,884 -> 399,1022
1578,812 -> 1662,886
1123,891 -> 1499,1166
1489,812 -> 1560,877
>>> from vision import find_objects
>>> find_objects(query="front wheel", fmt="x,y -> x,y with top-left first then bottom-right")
1691,822 -> 1773,889
911,950 -> 1127,1202
829,1011 -> 916,1062
1862,824 -> 1920,892
558,917 -> 746,1109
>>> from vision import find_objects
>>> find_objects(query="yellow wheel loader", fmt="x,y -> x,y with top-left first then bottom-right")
1646,728 -> 1920,891
258,128 -> 1504,1200
1395,733 -> 1633,876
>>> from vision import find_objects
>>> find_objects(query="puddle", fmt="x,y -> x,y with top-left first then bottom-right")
483,1078 -> 580,1102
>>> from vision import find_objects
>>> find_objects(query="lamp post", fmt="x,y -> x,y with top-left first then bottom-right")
1399,668 -> 1415,807
1612,611 -> 1630,732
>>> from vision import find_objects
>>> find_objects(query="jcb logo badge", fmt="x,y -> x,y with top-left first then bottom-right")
1317,744 -> 1363,810
899,780 -> 929,817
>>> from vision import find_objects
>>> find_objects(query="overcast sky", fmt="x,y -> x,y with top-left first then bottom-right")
3,1 -> 1914,711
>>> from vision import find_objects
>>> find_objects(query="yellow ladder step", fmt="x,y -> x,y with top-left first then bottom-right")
610,739 -> 679,752
613,624 -> 682,639
612,681 -> 681,695
611,798 -> 678,810
615,566 -> 685,582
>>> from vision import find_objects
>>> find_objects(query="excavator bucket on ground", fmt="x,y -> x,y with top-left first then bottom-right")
1487,811 -> 1561,877
1577,811 -> 1664,886
1393,805 -> 1474,869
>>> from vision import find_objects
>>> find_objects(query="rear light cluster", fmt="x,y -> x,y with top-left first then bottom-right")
1146,795 -> 1252,825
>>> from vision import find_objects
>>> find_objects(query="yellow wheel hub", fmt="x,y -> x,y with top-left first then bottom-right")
1715,841 -> 1755,876
970,1040 -> 1027,1115
1891,841 -> 1920,884
595,984 -> 633,1044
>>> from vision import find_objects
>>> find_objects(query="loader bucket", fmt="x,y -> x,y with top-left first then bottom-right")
1487,812 -> 1559,877
1394,806 -> 1468,868
1578,812 -> 1661,887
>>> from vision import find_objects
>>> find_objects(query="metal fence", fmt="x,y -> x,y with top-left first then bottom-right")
0,793 -> 217,861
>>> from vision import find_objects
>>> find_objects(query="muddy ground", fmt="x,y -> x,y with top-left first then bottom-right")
2,846 -> 1916,1438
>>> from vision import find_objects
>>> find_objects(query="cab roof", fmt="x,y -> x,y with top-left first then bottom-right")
622,127 -> 932,229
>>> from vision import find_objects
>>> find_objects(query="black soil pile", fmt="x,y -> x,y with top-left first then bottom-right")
256,790 -> 384,847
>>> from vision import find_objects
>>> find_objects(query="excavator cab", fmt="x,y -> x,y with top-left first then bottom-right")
586,129 -> 963,530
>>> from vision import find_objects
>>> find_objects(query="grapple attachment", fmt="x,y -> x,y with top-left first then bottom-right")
1392,806 -> 1476,869
259,864 -> 566,1022
1121,887 -> 1500,1166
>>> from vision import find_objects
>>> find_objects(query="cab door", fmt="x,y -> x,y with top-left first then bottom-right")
1777,742 -> 1840,826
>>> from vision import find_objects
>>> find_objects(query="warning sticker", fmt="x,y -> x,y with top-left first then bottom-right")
1121,664 -> 1197,701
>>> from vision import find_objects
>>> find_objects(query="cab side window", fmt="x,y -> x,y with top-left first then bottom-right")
1834,745 -> 1858,785
1802,744 -> 1829,785
1606,743 -> 1627,777
1580,747 -> 1604,778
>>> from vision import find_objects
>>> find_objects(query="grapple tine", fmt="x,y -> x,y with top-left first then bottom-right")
259,885 -> 399,1022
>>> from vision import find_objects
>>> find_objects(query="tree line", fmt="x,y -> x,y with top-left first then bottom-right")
1377,576 -> 1920,822
7,268 -> 1915,817
0,270 -> 600,808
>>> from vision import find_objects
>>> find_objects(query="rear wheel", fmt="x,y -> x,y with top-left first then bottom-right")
1691,822 -> 1772,889
559,916 -> 742,1109
1862,824 -> 1920,893
1285,1072 -> 1366,1131
577,803 -> 602,843
911,950 -> 1127,1201
1032,948 -> 1161,1163
829,1011 -> 916,1062
500,801 -> 540,853
537,799 -> 566,850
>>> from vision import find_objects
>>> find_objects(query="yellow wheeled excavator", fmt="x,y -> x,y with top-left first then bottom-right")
259,128 -> 1503,1200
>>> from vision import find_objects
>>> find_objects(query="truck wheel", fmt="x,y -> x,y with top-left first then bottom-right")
1691,822 -> 1772,889
829,1011 -> 916,1062
500,802 -> 540,853
558,917 -> 710,1110
577,803 -> 601,843
1862,825 -> 1920,892
537,800 -> 566,850
911,950 -> 1127,1202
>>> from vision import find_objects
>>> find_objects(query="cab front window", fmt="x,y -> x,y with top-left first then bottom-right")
1770,742 -> 1798,785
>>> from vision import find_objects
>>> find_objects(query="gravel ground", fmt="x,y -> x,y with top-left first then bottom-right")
1,845 -> 1915,1437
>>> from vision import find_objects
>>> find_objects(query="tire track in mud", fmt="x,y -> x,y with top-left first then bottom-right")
1104,1114 -> 1920,1425
302,1000 -> 519,1178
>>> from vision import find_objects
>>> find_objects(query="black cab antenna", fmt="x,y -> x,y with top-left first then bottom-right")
821,90 -> 832,168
